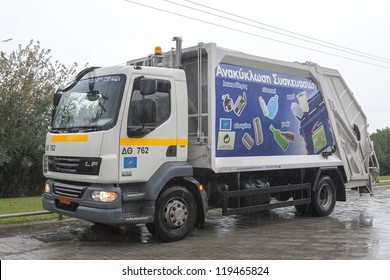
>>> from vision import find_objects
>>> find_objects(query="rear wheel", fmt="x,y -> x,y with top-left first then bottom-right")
309,176 -> 336,216
147,186 -> 197,242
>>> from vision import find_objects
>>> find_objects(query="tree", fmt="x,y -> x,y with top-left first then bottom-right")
370,127 -> 390,176
0,40 -> 77,197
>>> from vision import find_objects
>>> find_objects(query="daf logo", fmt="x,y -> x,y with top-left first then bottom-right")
85,161 -> 99,168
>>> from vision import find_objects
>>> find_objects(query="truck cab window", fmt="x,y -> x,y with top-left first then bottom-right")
127,78 -> 171,137
52,75 -> 126,132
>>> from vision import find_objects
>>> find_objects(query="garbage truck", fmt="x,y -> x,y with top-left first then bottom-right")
42,37 -> 379,241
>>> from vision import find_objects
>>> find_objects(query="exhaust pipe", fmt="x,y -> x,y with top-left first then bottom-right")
173,36 -> 182,68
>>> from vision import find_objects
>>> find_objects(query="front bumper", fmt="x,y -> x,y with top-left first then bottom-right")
42,179 -> 154,225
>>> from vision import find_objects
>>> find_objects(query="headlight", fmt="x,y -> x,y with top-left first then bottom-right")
44,183 -> 51,193
91,191 -> 118,202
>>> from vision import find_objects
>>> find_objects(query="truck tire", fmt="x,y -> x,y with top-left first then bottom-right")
147,186 -> 197,242
309,176 -> 336,216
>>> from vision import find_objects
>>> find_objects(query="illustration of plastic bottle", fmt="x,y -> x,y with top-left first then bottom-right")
267,95 -> 279,120
258,96 -> 269,117
269,124 -> 289,151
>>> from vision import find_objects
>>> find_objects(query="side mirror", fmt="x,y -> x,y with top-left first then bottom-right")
51,92 -> 62,127
140,79 -> 157,96
139,99 -> 157,124
127,99 -> 157,137
53,92 -> 62,107
50,108 -> 56,127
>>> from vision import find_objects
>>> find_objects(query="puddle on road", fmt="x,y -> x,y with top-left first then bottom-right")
13,187 -> 390,258
31,225 -> 89,243
30,223 -> 156,244
203,189 -> 390,243
80,224 -> 154,244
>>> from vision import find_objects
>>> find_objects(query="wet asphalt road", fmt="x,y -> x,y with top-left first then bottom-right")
1,187 -> 390,260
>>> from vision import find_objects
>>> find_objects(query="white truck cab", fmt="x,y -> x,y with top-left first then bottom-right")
43,64 -> 206,241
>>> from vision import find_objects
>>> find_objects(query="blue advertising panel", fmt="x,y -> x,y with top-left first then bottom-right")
215,63 -> 334,157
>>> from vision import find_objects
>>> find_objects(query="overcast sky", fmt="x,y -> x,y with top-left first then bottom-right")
1,0 -> 389,133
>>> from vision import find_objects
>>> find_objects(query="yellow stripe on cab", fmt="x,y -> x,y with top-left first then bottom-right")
51,135 -> 89,142
120,138 -> 188,146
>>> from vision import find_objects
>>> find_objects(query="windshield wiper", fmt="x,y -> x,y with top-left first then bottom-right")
68,126 -> 104,133
51,126 -> 104,133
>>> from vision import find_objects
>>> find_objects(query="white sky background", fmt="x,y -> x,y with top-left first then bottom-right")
1,0 -> 389,133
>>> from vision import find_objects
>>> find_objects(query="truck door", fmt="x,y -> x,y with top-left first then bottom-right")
119,75 -> 178,182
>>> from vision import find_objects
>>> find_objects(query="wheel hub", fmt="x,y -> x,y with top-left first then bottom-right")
163,199 -> 188,229
319,184 -> 333,209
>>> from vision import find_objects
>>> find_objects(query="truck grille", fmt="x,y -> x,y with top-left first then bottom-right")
48,156 -> 101,175
122,201 -> 142,214
53,181 -> 87,198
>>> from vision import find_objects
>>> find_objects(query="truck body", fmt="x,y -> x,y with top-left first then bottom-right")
42,38 -> 379,241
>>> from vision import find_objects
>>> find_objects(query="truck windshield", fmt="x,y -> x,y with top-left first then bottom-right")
52,75 -> 126,132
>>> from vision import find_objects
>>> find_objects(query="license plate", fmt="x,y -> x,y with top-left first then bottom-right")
60,196 -> 71,205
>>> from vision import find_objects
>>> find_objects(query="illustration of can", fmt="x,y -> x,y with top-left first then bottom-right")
234,92 -> 246,116
253,117 -> 263,145
242,133 -> 254,150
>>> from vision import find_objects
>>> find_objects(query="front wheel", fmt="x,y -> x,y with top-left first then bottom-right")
147,186 -> 197,242
309,176 -> 336,216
